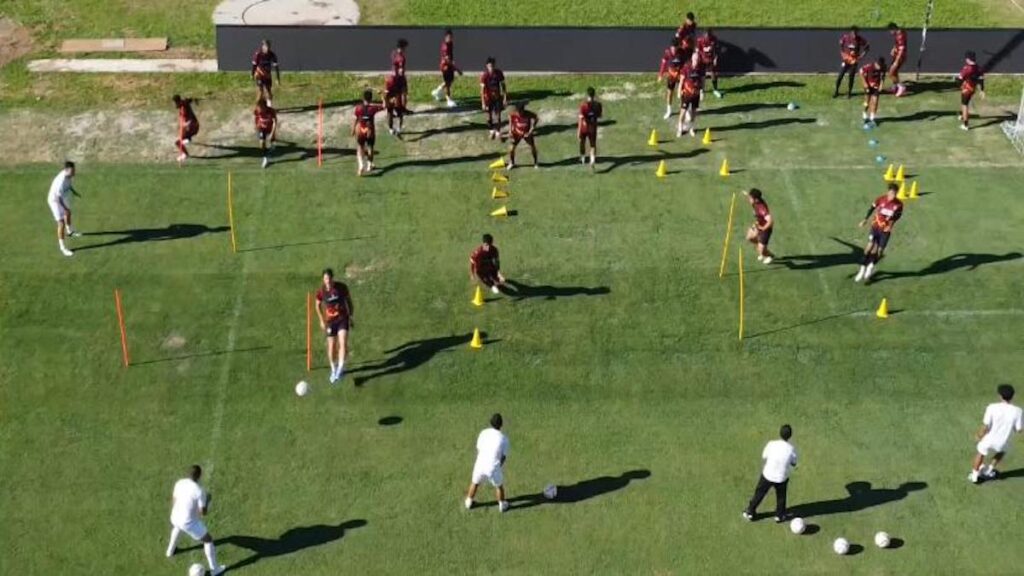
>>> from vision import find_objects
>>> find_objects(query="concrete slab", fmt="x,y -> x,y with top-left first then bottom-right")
60,38 -> 169,53
28,59 -> 218,73
213,0 -> 359,26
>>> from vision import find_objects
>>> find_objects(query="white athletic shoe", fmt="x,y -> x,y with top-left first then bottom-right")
676,125 -> 684,138
968,471 -> 980,484
854,268 -> 865,282
165,546 -> 175,558
329,370 -> 338,384
714,90 -> 723,99
506,161 -> 515,171
388,128 -> 395,136
491,285 -> 500,294
211,565 -> 226,576
983,467 -> 998,479
177,153 -> 188,163
446,98 -> 457,108
663,106 -> 672,120
261,157 -> 269,169
762,256 -> 773,265
862,111 -> 868,120
61,247 -> 74,257
431,88 -> 443,101
688,128 -> 696,137
756,255 -> 764,262
68,230 -> 82,238
498,500 -> 510,513
464,498 -> 473,510
960,124 -> 970,131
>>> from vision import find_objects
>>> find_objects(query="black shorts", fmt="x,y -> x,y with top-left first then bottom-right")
257,130 -> 274,141
256,76 -> 272,89
486,99 -> 504,114
666,77 -> 679,91
512,133 -> 534,145
442,69 -> 455,87
869,227 -> 891,249
181,122 -> 199,141
357,133 -> 376,148
961,91 -> 975,106
326,318 -> 349,337
476,270 -> 500,287
681,96 -> 700,113
865,86 -> 880,97
757,227 -> 773,246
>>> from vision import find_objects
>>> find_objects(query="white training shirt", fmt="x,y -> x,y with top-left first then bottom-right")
982,402 -> 1023,447
474,427 -> 509,472
761,439 -> 798,483
170,478 -> 207,525
47,169 -> 72,205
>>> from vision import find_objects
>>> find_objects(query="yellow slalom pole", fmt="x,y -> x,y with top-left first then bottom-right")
718,192 -> 737,278
738,246 -> 745,341
227,171 -> 237,253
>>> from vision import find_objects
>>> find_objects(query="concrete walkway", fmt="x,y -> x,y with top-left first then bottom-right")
28,59 -> 218,73
213,0 -> 360,26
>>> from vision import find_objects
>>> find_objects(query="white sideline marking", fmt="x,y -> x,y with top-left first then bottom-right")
1008,0 -> 1024,14
27,59 -> 217,73
851,309 -> 1024,318
205,268 -> 247,480
780,168 -> 838,312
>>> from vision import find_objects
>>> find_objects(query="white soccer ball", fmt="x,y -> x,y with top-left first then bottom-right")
543,484 -> 558,500
295,380 -> 310,397
833,537 -> 850,555
188,563 -> 205,576
874,531 -> 891,548
789,517 -> 806,535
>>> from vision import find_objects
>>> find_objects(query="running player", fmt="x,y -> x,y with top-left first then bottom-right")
470,234 -> 506,294
697,28 -> 723,98
578,87 -> 603,168
657,43 -> 685,119
352,89 -> 384,175
744,189 -> 774,265
969,384 -> 1023,484
384,69 -> 407,137
507,102 -> 539,169
676,59 -> 703,138
254,97 -> 278,169
957,51 -> 986,131
46,161 -> 79,257
315,268 -> 354,384
431,30 -> 463,107
855,183 -> 903,283
675,12 -> 698,60
480,57 -> 508,140
172,95 -> 199,163
464,413 -> 510,513
860,57 -> 886,127
835,26 -> 869,98
251,39 -> 280,107
887,23 -> 908,97
165,465 -> 225,575
391,39 -> 409,110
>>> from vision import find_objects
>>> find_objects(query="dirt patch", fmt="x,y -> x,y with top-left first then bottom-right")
345,259 -> 388,282
161,333 -> 188,350
0,18 -> 34,68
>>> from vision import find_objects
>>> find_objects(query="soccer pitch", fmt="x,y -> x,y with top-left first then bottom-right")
1,75 -> 1023,575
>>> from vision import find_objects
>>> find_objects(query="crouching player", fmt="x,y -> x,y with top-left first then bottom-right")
578,87 -> 603,168
860,57 -> 886,127
855,183 -> 903,283
507,102 -> 539,169
254,98 -> 278,169
173,95 -> 199,163
470,234 -> 506,294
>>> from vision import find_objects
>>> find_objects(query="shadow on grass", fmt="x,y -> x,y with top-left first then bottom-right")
721,80 -> 805,94
702,102 -> 789,116
871,252 -> 1022,284
597,148 -> 709,173
75,223 -> 228,251
503,279 -> 610,301
788,481 -> 926,519
778,237 -> 862,271
713,117 -> 816,132
378,416 -> 403,426
745,310 -> 862,339
369,152 -> 500,176
196,141 -> 353,164
277,99 -> 359,114
497,470 -> 651,511
133,346 -> 271,367
350,332 -> 499,386
219,519 -> 367,572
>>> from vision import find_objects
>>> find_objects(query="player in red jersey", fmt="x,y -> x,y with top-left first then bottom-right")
251,40 -> 280,107
887,23 -> 908,97
315,267 -> 354,384
860,57 -> 886,127
744,189 -> 775,265
431,29 -> 463,108
697,29 -> 723,98
675,12 -> 698,59
835,26 -> 869,98
507,102 -> 539,170
676,60 -> 703,138
658,43 -> 685,119
384,69 -> 407,138
957,51 -> 986,131
855,183 -> 903,283
480,57 -> 508,140
253,97 -> 278,169
352,89 -> 385,175
172,95 -> 199,163
577,87 -> 603,168
470,234 -> 506,294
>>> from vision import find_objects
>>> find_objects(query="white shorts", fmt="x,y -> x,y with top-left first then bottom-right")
977,437 -> 1008,456
173,519 -> 209,541
472,464 -> 504,488
48,199 -> 67,222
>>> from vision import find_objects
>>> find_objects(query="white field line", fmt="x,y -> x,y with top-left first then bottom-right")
851,309 -> 1024,318
780,168 -> 838,312
1008,0 -> 1024,14
205,263 -> 247,480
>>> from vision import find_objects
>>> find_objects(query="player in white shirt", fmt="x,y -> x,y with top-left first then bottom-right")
969,384 -> 1023,483
743,424 -> 798,523
165,465 -> 225,575
465,413 -> 511,513
46,161 -> 79,257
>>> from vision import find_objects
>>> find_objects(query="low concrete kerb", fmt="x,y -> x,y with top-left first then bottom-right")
213,0 -> 360,26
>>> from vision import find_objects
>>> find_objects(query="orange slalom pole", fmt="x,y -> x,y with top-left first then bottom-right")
114,289 -> 131,367
317,98 -> 324,167
738,247 -> 745,341
227,172 -> 237,253
718,192 -> 737,278
306,292 -> 313,372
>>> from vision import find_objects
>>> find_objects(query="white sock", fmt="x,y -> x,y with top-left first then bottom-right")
329,360 -> 337,374
865,262 -> 875,277
59,239 -> 67,250
857,265 -> 866,275
666,104 -> 671,114
870,114 -> 876,122
337,360 -> 345,375
204,542 -> 218,569
590,152 -> 596,164
166,527 -> 181,556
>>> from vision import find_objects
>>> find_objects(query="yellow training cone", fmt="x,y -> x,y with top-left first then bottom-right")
895,164 -> 906,183
490,205 -> 509,217
470,328 -> 484,349
491,172 -> 509,183
876,298 -> 889,319
647,129 -> 658,147
472,286 -> 485,307
719,158 -> 730,177
491,187 -> 509,199
655,160 -> 667,178
883,164 -> 895,182
488,157 -> 506,170
896,181 -> 908,200
908,180 -> 919,199
701,128 -> 712,146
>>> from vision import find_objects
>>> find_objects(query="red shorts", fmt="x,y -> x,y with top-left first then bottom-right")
357,131 -> 376,147
578,124 -> 597,145
889,55 -> 906,73
511,132 -> 534,145
666,74 -> 680,90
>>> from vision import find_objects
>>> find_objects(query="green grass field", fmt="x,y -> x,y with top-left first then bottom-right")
2,74 -> 1023,575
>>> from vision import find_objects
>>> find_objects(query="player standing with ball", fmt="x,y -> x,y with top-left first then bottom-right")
465,413 -> 511,513
165,465 -> 225,575
315,268 -> 354,384
46,161 -> 79,257
743,424 -> 797,523
969,384 -> 1022,483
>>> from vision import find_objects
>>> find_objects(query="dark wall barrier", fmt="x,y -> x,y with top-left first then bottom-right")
217,26 -> 1024,74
